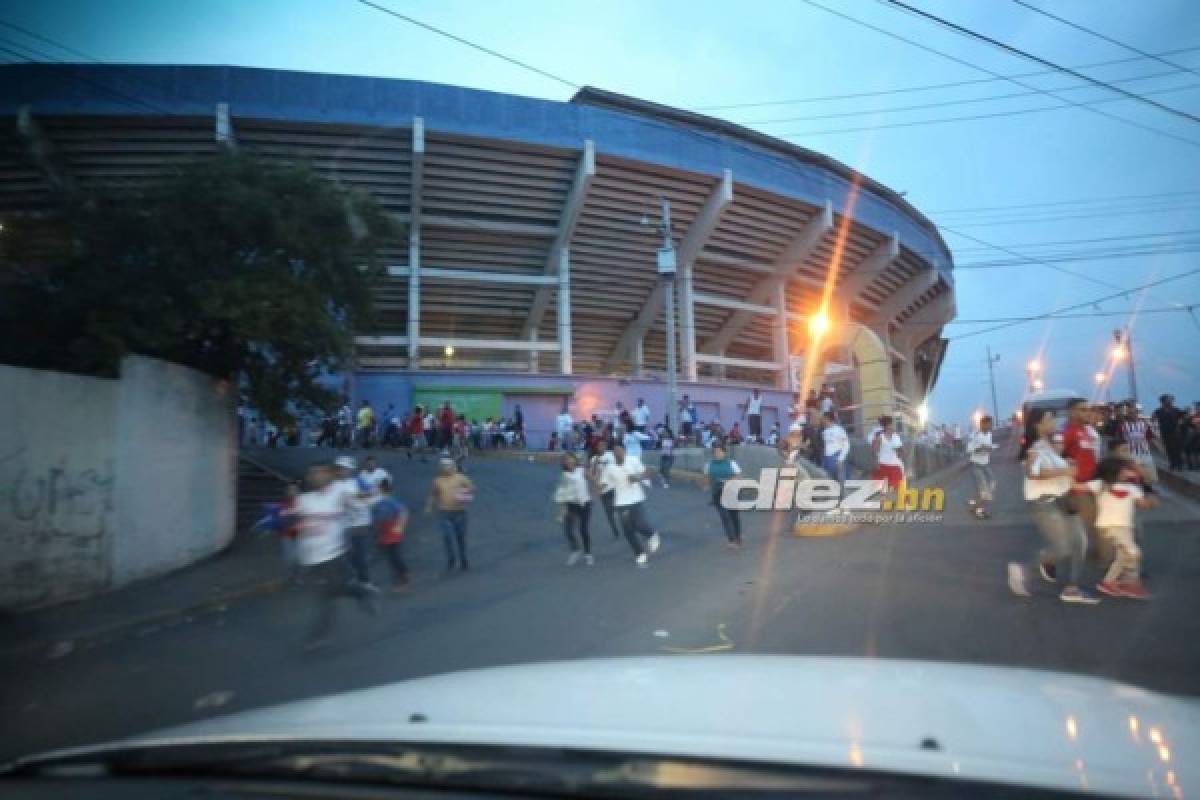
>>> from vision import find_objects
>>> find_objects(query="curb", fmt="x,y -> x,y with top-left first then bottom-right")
792,460 -> 968,537
1160,468 -> 1200,503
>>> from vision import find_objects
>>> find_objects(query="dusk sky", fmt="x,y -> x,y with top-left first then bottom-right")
4,0 -> 1199,424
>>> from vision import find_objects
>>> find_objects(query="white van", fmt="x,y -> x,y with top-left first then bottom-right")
1020,389 -> 1086,445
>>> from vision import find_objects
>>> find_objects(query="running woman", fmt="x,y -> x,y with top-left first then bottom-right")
554,453 -> 593,566
589,439 -> 621,540
290,464 -> 379,650
871,416 -> 906,495
705,443 -> 743,548
967,415 -> 998,519
1008,408 -> 1099,604
1084,456 -> 1156,599
603,443 -> 662,567
425,458 -> 474,572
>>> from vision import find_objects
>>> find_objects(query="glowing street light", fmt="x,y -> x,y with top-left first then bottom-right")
1111,345 -> 1126,362
916,403 -> 929,427
808,311 -> 831,337
1028,359 -> 1042,373
1094,372 -> 1106,384
443,345 -> 455,358
1032,378 -> 1045,392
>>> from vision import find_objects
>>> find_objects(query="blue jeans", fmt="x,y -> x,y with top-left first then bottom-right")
439,510 -> 468,568
1029,499 -> 1086,586
822,454 -> 844,484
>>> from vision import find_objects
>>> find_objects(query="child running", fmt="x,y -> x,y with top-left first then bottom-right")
1084,455 -> 1157,599
425,458 -> 475,572
705,443 -> 744,548
554,453 -> 593,566
372,476 -> 410,591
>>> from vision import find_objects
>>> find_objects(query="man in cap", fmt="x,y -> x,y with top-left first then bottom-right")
333,456 -> 378,590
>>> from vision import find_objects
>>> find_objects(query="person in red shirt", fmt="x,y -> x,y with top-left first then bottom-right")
406,405 -> 426,462
438,402 -> 456,452
1061,398 -> 1101,555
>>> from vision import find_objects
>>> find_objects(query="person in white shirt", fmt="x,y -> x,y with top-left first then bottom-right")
819,384 -> 835,415
1007,408 -> 1098,605
359,456 -> 390,493
870,415 -> 905,492
705,443 -> 744,547
602,443 -> 662,567
819,411 -> 849,485
1085,456 -> 1157,599
966,416 -> 998,519
743,388 -> 765,443
659,430 -> 675,488
588,440 -> 621,540
333,456 -> 377,589
766,423 -> 780,447
553,453 -> 594,566
555,406 -> 575,452
623,427 -> 651,460
291,464 -> 378,650
632,398 -> 651,433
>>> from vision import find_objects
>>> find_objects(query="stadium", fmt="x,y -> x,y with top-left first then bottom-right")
1,64 -> 956,444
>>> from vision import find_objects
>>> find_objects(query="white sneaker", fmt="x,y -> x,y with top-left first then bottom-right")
635,553 -> 649,568
566,551 -> 582,567
647,533 -> 661,554
661,480 -> 670,488
584,554 -> 595,566
1007,563 -> 1030,597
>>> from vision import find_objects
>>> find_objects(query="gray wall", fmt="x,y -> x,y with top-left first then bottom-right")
0,356 -> 236,610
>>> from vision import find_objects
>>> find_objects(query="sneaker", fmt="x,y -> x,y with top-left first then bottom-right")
1038,561 -> 1058,583
1060,586 -> 1101,605
973,507 -> 987,519
1118,581 -> 1152,600
1096,580 -> 1123,598
661,480 -> 670,488
584,554 -> 595,566
1007,563 -> 1030,597
647,533 -> 661,554
566,551 -> 582,567
635,553 -> 649,568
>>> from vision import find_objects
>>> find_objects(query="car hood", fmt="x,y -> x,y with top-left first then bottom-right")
27,657 -> 1200,797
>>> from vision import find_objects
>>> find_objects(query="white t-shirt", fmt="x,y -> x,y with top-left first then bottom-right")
334,477 -> 372,528
592,451 -> 616,492
1023,439 -> 1072,501
680,406 -> 694,424
820,396 -> 834,413
360,467 -> 390,490
556,467 -> 591,505
875,431 -> 904,467
633,404 -> 651,426
556,412 -> 574,434
1086,480 -> 1144,529
746,394 -> 763,415
605,456 -> 647,507
823,424 -> 849,461
967,431 -> 995,466
293,487 -> 347,565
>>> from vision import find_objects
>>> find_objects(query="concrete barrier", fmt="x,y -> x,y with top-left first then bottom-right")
0,356 -> 236,611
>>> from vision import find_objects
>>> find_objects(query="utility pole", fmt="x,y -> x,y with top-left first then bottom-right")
1113,327 -> 1139,404
985,346 -> 1000,424
652,197 -> 679,434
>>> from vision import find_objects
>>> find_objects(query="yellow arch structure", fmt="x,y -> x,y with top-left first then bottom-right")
814,322 -> 895,431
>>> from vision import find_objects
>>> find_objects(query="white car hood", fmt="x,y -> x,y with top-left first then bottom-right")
53,657 -> 1200,797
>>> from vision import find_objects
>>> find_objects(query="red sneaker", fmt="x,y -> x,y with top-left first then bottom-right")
1118,581 -> 1151,600
1096,581 -> 1124,598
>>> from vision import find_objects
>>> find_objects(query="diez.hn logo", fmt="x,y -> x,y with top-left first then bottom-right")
719,468 -> 945,512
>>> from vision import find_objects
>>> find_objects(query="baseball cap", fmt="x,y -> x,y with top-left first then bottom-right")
335,456 -> 356,470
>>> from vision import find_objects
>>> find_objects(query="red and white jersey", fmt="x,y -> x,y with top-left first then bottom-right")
1119,419 -> 1153,457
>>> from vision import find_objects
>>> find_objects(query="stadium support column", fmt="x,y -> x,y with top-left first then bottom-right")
632,338 -> 644,377
529,330 -> 539,373
773,281 -> 792,391
408,117 -> 425,371
558,247 -> 572,375
678,263 -> 697,383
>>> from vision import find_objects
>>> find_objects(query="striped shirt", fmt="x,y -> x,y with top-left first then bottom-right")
1119,419 -> 1152,457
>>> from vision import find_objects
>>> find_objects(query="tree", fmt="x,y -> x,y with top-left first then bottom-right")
0,152 -> 397,422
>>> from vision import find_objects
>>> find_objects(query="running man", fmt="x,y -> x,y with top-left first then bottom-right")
425,458 -> 474,572
554,453 -> 593,566
705,443 -> 743,548
333,456 -> 377,589
603,443 -> 662,567
967,415 -> 998,519
589,439 -> 621,540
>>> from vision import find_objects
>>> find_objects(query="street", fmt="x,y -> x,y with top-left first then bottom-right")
4,451 -> 1200,762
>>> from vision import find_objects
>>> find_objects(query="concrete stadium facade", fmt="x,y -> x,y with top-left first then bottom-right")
1,64 -> 955,443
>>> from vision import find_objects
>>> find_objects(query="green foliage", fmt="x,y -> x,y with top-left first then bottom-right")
0,152 -> 397,423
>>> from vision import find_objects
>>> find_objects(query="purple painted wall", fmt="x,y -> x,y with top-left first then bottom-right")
352,371 -> 795,449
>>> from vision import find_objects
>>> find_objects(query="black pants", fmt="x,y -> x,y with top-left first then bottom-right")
564,502 -> 592,554
712,485 -> 742,543
346,525 -> 372,584
1164,433 -> 1184,471
600,489 -> 621,538
660,454 -> 674,483
439,510 -> 469,569
748,414 -> 762,439
617,502 -> 655,556
303,556 -> 372,644
380,540 -> 408,582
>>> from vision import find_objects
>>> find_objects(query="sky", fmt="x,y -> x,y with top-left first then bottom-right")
2,0 -> 1199,424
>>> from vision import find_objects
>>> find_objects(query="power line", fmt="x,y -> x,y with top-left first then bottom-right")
946,268 -> 1200,340
929,188 -> 1200,216
0,18 -> 101,62
1011,0 -> 1200,80
692,45 -> 1200,112
883,0 -> 1200,125
744,68 -> 1192,126
955,245 -> 1200,269
931,304 -> 1199,325
795,0 -> 1200,148
353,0 -> 580,90
950,227 -> 1200,251
941,203 -> 1200,228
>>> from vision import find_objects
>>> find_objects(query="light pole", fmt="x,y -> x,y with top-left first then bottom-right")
645,197 -> 679,434
1026,358 -> 1043,394
1112,328 -> 1138,405
985,346 -> 1000,424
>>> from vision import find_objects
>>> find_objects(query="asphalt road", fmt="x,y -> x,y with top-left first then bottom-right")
5,451 -> 1200,762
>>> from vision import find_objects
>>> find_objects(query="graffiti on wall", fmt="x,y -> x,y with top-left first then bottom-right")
0,447 -> 115,608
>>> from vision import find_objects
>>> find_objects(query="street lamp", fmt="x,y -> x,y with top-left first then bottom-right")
643,196 -> 679,434
1094,371 -> 1105,384
1028,359 -> 1041,373
916,403 -> 929,427
808,311 -> 831,337
1026,358 -> 1043,394
1032,377 -> 1045,392
1111,345 -> 1125,362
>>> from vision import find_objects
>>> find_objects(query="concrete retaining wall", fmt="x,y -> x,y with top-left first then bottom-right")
0,356 -> 236,610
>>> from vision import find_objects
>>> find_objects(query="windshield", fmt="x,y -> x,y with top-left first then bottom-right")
2,2 -> 1199,797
